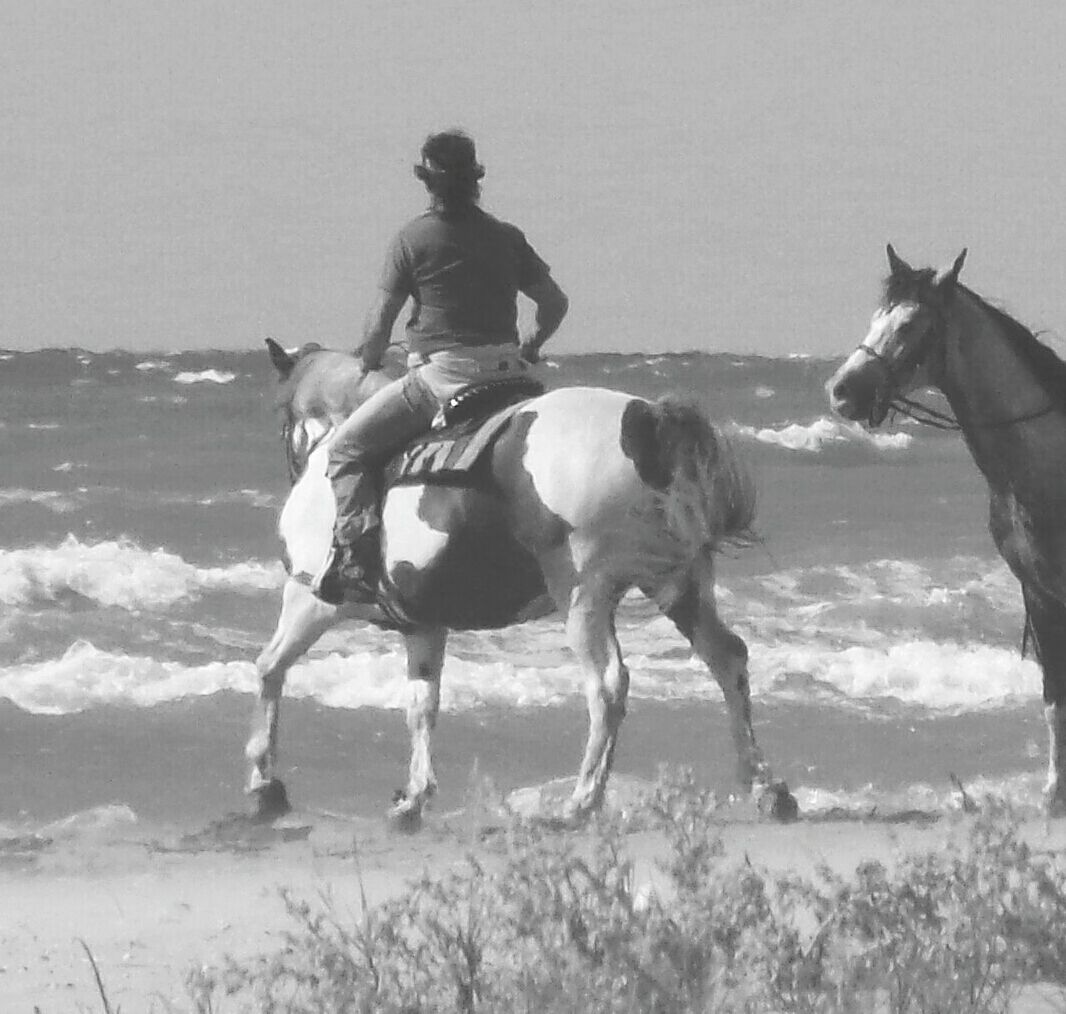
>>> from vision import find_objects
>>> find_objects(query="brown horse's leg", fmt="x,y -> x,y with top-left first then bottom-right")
662,561 -> 797,821
1021,585 -> 1066,815
389,626 -> 448,833
564,577 -> 630,818
246,578 -> 340,820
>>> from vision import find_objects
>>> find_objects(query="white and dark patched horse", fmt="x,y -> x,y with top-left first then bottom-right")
828,246 -> 1066,813
248,339 -> 796,827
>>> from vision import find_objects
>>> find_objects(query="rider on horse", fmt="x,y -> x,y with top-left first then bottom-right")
313,130 -> 570,605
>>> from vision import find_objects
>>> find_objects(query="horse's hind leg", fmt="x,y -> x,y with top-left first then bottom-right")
246,578 -> 341,820
389,626 -> 448,833
661,561 -> 796,820
565,577 -> 630,818
1022,585 -> 1066,814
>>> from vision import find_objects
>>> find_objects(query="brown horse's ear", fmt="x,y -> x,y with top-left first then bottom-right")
886,243 -> 913,277
265,338 -> 296,379
935,248 -> 967,289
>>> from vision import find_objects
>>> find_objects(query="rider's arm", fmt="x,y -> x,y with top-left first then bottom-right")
519,276 -> 569,363
356,289 -> 407,370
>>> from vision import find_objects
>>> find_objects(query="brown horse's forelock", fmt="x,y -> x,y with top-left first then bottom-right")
880,268 -> 938,311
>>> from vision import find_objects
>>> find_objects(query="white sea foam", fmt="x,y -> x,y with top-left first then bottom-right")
0,537 -> 284,610
0,640 -> 579,715
732,416 -> 912,455
752,639 -> 1039,711
135,360 -> 171,372
195,489 -> 279,508
173,369 -> 237,385
795,771 -> 1043,818
0,488 -> 81,513
0,628 -> 1041,717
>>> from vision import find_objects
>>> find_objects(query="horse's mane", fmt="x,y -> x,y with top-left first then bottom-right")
882,273 -> 1066,409
962,286 -> 1066,409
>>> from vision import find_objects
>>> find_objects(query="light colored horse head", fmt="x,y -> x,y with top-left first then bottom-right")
265,338 -> 396,482
826,245 -> 967,426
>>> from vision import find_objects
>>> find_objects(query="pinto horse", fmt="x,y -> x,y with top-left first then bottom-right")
248,339 -> 796,827
828,246 -> 1066,813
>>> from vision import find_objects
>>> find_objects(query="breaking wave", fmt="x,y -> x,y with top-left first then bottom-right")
173,369 -> 237,385
733,416 -> 912,457
0,630 -> 1040,717
0,537 -> 283,610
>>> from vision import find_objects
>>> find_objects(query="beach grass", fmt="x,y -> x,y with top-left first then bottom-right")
180,770 -> 1066,1014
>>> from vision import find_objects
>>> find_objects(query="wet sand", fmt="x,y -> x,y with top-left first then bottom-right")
0,693 -> 1049,825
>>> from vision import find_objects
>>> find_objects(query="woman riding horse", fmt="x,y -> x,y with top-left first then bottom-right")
314,130 -> 570,605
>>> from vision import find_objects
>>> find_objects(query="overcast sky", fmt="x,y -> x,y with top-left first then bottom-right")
4,1 -> 1066,356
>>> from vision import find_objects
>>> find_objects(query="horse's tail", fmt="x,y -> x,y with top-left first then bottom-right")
622,396 -> 756,556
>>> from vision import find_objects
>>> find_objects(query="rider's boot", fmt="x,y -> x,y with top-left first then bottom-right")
312,465 -> 383,606
313,529 -> 381,605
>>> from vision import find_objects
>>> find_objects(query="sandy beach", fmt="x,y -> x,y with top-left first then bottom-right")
5,788 -> 1066,1012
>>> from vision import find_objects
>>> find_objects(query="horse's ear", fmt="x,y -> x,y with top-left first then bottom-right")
935,248 -> 967,289
265,338 -> 296,379
886,243 -> 913,277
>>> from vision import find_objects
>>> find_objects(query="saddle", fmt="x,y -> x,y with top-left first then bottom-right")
385,375 -> 544,488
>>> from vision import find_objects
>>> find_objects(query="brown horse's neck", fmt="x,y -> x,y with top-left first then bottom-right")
938,289 -> 1066,507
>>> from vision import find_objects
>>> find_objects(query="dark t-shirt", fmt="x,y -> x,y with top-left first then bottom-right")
379,206 -> 551,355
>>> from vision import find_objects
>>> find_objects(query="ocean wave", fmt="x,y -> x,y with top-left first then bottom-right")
795,771 -> 1043,818
134,360 -> 172,372
0,536 -> 284,610
732,416 -> 912,456
0,488 -> 81,513
732,556 -> 1024,647
173,369 -> 237,385
0,640 -> 572,715
194,489 -> 279,508
0,626 -> 1041,717
753,639 -> 1039,712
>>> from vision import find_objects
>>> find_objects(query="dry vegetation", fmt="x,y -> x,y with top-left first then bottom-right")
161,771 -> 1066,1014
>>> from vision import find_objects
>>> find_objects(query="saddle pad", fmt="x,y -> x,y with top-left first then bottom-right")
387,399 -> 531,486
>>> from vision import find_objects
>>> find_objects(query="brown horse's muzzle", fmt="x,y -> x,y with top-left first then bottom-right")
827,359 -> 890,427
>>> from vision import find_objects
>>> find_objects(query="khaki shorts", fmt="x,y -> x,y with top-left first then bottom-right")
406,345 -> 531,404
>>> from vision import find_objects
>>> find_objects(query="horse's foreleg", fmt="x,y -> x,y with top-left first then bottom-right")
565,580 -> 629,818
1022,586 -> 1066,815
389,626 -> 447,833
663,566 -> 797,821
246,578 -> 340,820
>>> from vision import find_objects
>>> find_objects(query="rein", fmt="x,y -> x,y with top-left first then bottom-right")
853,343 -> 1057,432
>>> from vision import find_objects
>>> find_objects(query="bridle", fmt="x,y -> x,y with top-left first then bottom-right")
852,342 -> 960,430
852,310 -> 1057,432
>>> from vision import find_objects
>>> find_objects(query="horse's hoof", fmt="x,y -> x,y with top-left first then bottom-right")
1044,790 -> 1066,819
387,803 -> 423,835
757,781 -> 799,823
542,801 -> 592,831
387,789 -> 424,834
251,779 -> 291,823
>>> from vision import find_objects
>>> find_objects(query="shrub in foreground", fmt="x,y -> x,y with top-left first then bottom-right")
187,773 -> 1066,1013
